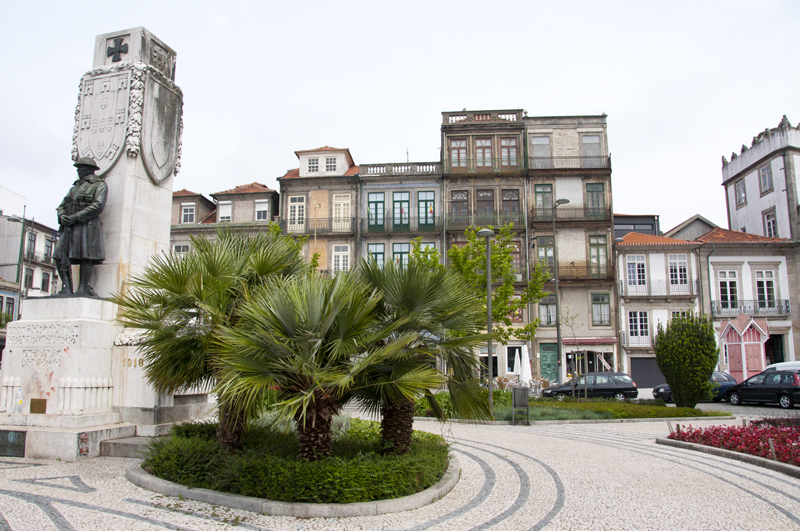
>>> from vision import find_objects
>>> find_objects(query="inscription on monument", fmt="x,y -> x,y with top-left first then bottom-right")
21,348 -> 62,368
6,324 -> 79,347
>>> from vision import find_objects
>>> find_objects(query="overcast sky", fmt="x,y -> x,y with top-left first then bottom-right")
2,0 -> 798,231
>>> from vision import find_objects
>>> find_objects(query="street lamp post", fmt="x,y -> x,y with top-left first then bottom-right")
8,207 -> 27,321
552,199 -> 569,384
477,228 -> 494,411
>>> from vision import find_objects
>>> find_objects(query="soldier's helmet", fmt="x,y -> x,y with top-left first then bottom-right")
73,157 -> 100,171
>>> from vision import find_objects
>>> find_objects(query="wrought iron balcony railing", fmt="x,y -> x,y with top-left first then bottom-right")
24,250 -> 54,265
531,207 -> 611,222
362,216 -> 441,234
543,264 -> 612,280
446,214 -> 525,230
620,280 -> 699,297
529,156 -> 610,170
280,217 -> 355,235
444,158 -> 523,174
711,300 -> 791,316
621,331 -> 652,347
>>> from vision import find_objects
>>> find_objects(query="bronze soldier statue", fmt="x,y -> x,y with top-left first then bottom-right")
54,157 -> 108,296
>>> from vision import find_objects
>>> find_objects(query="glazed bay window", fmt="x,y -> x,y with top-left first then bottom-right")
539,296 -> 557,325
393,243 -> 410,268
367,193 -> 385,231
333,245 -> 350,273
368,243 -> 384,268
326,157 -> 337,172
592,294 -> 610,326
719,271 -> 738,310
308,157 -> 319,173
450,139 -> 467,168
418,191 -> 435,230
628,311 -> 650,345
502,190 -> 520,224
218,201 -> 232,223
181,203 -> 195,223
735,180 -> 746,206
476,138 -> 492,168
669,254 -> 689,293
764,211 -> 778,238
534,184 -> 553,220
626,255 -> 647,294
756,270 -> 776,309
255,200 -> 269,221
476,190 -> 494,225
500,137 -> 518,167
759,164 -> 773,194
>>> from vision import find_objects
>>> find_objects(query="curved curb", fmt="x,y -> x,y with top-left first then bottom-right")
655,437 -> 800,479
126,455 -> 461,518
413,415 -> 731,426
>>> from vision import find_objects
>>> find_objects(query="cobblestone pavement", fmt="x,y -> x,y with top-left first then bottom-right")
0,417 -> 798,530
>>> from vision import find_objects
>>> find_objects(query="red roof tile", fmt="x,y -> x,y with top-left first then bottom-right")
295,146 -> 345,153
617,232 -> 695,246
201,209 -> 217,224
173,188 -> 201,197
695,227 -> 790,244
212,182 -> 275,195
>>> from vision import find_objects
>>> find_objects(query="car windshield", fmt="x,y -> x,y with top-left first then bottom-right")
614,374 -> 633,384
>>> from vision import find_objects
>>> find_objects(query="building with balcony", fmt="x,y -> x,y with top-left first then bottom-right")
0,215 -> 59,308
615,232 -> 702,387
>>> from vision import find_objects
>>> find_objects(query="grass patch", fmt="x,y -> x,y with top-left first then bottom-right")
531,398 -> 731,419
142,418 -> 449,504
494,405 -> 612,421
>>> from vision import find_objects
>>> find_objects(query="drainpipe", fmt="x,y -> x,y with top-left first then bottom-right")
523,174 -> 534,376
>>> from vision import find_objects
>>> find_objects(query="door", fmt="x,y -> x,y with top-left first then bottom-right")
288,196 -> 305,233
593,374 -> 615,398
507,346 -> 522,375
586,183 -> 606,220
367,193 -> 384,232
540,343 -> 558,382
589,236 -> 608,278
332,194 -> 351,232
418,191 -> 436,231
393,192 -> 410,232
740,373 -> 766,402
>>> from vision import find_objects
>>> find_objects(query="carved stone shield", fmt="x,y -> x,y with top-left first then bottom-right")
141,74 -> 182,184
75,71 -> 130,176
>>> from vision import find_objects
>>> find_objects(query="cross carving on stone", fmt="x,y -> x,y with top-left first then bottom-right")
107,38 -> 128,62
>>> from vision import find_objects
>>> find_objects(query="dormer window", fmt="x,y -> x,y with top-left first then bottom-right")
181,203 -> 195,223
326,157 -> 336,172
308,158 -> 319,173
219,201 -> 232,222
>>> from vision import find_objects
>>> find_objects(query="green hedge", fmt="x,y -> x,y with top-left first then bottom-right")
142,418 -> 449,504
531,399 -> 729,419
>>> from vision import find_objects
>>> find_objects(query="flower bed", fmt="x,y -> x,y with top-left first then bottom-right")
668,423 -> 800,466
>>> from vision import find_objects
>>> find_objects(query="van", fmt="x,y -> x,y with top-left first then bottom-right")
763,361 -> 800,372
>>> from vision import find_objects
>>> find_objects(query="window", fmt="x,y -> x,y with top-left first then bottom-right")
531,136 -> 551,168
181,203 -> 195,223
510,297 -> 523,322
634,224 -> 653,231
586,183 -> 606,219
255,200 -> 269,221
333,245 -> 349,272
502,190 -> 520,223
326,157 -> 336,172
628,311 -> 649,344
44,240 -> 53,262
589,236 -> 608,277
368,244 -> 384,268
581,135 -> 601,166
534,184 -> 553,219
5,297 -> 14,317
418,191 -> 435,230
510,242 -> 522,278
450,191 -> 468,225
735,180 -> 746,206
393,243 -> 410,268
174,245 -> 189,255
537,236 -> 554,267
332,194 -> 351,232
592,294 -> 610,325
450,139 -> 467,167
476,190 -> 494,222
367,193 -> 384,231
626,255 -> 646,292
669,254 -> 689,292
218,202 -> 232,223
671,310 -> 688,319
759,164 -> 773,194
539,296 -> 556,325
41,272 -> 50,293
756,270 -> 776,308
288,196 -> 305,231
393,192 -> 410,230
500,138 -> 517,167
719,271 -> 738,309
764,211 -> 778,238
308,157 -> 319,173
723,344 -> 729,365
24,268 -> 33,289
27,231 -> 36,257
475,138 -> 492,168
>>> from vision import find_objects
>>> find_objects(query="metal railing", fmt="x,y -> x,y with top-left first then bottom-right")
554,264 -> 612,280
529,156 -> 610,169
360,162 -> 441,176
446,214 -> 525,230
362,216 -> 441,234
444,158 -> 523,174
711,300 -> 791,316
280,217 -> 355,235
24,250 -> 54,265
531,207 -> 611,222
620,280 -> 699,297
621,331 -> 652,347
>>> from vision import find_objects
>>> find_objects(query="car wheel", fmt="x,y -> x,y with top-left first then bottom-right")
613,392 -> 626,401
779,394 -> 794,409
728,392 -> 741,406
556,393 -> 568,401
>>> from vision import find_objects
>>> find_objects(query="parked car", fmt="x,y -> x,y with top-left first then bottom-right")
652,371 -> 737,403
542,372 -> 638,400
724,370 -> 800,409
763,361 -> 800,372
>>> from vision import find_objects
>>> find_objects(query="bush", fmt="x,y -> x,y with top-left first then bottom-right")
531,398 -> 729,419
142,419 -> 449,503
670,422 -> 800,466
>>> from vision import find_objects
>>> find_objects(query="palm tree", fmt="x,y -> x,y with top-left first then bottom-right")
111,229 -> 307,450
354,258 -> 492,454
215,272 -> 435,461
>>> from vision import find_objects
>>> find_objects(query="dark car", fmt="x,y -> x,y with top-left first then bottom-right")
724,370 -> 800,409
542,372 -> 638,401
652,371 -> 737,403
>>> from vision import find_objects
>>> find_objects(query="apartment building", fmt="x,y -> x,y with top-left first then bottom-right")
0,216 -> 59,307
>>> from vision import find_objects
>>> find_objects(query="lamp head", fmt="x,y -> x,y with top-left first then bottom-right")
477,228 -> 494,238
555,198 -> 570,206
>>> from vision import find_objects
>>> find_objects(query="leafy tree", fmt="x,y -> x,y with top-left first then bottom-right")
215,273 -> 425,461
409,237 -> 445,272
654,312 -> 719,408
353,258 -> 491,454
446,224 -> 550,344
0,313 -> 12,329
111,229 -> 307,451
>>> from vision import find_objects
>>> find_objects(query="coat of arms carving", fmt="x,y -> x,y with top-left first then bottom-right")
75,71 -> 130,177
141,74 -> 182,184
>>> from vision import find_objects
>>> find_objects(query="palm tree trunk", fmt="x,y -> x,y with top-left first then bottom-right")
295,397 -> 339,461
216,400 -> 244,451
381,397 -> 415,455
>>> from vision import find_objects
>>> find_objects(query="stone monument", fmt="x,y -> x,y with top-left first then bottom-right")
0,28 -> 209,461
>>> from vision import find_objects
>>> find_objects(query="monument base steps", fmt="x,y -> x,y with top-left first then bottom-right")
0,423 -> 137,461
0,412 -> 121,429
